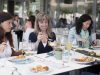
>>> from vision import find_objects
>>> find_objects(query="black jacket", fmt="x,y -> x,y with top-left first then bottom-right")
29,32 -> 56,54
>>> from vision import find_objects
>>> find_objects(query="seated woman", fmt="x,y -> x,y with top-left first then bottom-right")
68,14 -> 96,48
22,15 -> 35,42
29,12 -> 56,54
0,27 -> 10,58
0,12 -> 24,58
68,14 -> 99,75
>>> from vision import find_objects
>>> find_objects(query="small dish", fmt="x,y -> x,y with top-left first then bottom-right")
30,65 -> 52,74
73,56 -> 95,64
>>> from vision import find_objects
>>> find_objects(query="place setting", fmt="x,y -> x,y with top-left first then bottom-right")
8,55 -> 34,64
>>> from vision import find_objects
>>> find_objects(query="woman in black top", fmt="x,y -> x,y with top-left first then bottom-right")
29,12 -> 56,54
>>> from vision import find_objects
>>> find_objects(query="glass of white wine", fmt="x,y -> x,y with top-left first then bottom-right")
66,42 -> 72,50
65,41 -> 73,62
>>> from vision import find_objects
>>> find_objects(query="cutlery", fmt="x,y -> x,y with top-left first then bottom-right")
11,67 -> 21,75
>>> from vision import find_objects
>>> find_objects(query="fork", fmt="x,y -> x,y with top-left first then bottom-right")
11,67 -> 21,75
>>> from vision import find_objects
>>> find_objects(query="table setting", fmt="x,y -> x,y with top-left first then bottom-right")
0,39 -> 100,75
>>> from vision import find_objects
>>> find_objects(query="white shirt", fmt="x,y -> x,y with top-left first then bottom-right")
12,31 -> 18,50
68,27 -> 77,45
43,43 -> 47,47
0,41 -> 12,58
23,28 -> 34,42
68,27 -> 96,45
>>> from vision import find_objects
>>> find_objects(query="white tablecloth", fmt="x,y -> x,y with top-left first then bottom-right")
0,49 -> 100,75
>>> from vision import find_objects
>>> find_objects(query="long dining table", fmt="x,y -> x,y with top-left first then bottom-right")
0,48 -> 100,75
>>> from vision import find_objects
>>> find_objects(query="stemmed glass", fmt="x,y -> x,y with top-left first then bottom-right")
28,40 -> 33,51
20,39 -> 26,50
48,39 -> 58,56
27,40 -> 37,55
65,41 -> 73,62
60,36 -> 66,49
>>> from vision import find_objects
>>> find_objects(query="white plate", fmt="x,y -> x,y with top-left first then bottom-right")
73,58 -> 95,64
93,47 -> 100,50
30,66 -> 52,74
92,46 -> 100,50
8,57 -> 34,64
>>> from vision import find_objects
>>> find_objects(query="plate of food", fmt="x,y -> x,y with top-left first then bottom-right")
92,46 -> 100,50
8,55 -> 34,64
30,65 -> 52,74
89,51 -> 100,57
74,56 -> 95,64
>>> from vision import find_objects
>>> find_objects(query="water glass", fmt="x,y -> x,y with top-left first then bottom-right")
79,40 -> 90,48
54,47 -> 63,60
77,41 -> 83,48
62,50 -> 70,63
65,42 -> 73,62
28,40 -> 33,50
31,43 -> 37,54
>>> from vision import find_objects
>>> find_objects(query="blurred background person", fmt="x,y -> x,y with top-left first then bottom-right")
12,14 -> 23,30
22,15 -> 35,42
56,18 -> 67,28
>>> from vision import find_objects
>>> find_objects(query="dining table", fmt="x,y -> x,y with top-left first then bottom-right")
0,48 -> 100,75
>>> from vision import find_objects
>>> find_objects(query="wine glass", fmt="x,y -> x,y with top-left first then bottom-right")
60,36 -> 66,50
31,43 -> 37,54
65,41 -> 73,62
66,42 -> 72,50
21,39 -> 26,50
27,40 -> 37,55
28,40 -> 33,51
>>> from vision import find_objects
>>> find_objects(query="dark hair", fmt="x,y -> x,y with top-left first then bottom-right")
14,14 -> 18,17
5,32 -> 14,47
75,14 -> 93,35
28,15 -> 35,28
35,10 -> 40,14
0,12 -> 12,24
0,12 -> 14,47
0,27 -> 5,44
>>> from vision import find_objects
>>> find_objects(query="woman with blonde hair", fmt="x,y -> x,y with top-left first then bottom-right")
29,12 -> 56,54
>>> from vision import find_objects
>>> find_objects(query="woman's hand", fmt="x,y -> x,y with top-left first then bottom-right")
41,33 -> 48,43
37,32 -> 48,43
92,40 -> 97,46
37,32 -> 43,41
0,42 -> 7,53
81,38 -> 87,43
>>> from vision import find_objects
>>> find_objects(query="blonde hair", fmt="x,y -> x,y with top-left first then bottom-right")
34,12 -> 52,37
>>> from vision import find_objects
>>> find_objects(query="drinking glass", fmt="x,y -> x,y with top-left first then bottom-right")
48,40 -> 57,55
66,42 -> 72,50
60,36 -> 66,50
21,39 -> 26,50
31,43 -> 37,54
79,39 -> 90,48
28,40 -> 32,50
66,41 -> 73,62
